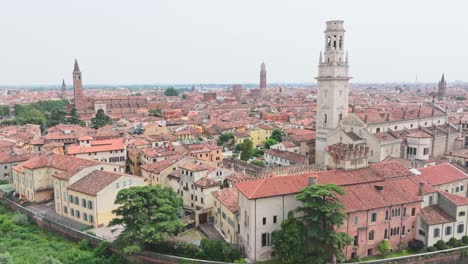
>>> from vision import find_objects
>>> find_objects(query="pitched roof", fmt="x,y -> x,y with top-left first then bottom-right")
420,205 -> 456,225
67,170 -> 126,195
212,188 -> 238,213
16,153 -> 100,173
236,175 -> 308,199
67,138 -> 125,155
417,163 -> 468,186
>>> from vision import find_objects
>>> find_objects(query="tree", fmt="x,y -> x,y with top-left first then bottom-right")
271,129 -> 283,142
236,139 -> 254,161
164,87 -> 179,96
149,108 -> 163,118
378,240 -> 391,256
91,109 -> 112,129
0,252 -> 12,264
296,184 -> 352,263
67,108 -> 85,126
182,94 -> 188,100
110,186 -> 184,252
264,138 -> 278,150
0,106 -> 10,118
217,133 -> 234,146
272,215 -> 305,264
197,239 -> 241,262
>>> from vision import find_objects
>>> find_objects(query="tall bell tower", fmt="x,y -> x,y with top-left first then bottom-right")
315,20 -> 351,166
73,59 -> 84,110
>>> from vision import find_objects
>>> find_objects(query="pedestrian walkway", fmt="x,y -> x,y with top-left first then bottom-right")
27,203 -> 89,231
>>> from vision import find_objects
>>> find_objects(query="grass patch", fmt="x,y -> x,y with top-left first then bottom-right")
0,205 -> 128,264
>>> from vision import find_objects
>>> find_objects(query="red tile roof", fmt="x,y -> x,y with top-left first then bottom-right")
67,138 -> 125,155
420,205 -> 455,225
212,188 -> 238,213
417,163 -> 468,186
236,175 -> 308,199
67,170 -> 126,195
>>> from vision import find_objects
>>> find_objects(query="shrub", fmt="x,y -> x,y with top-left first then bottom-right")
38,256 -> 63,264
378,240 -> 391,256
435,240 -> 448,250
94,241 -> 111,256
427,246 -> 437,252
408,239 -> 424,251
0,252 -> 12,264
77,240 -> 90,250
0,180 -> 9,185
11,212 -> 28,226
123,245 -> 141,255
448,237 -> 461,248
462,236 -> 468,245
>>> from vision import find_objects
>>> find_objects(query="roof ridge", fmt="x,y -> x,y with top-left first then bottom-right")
248,176 -> 268,199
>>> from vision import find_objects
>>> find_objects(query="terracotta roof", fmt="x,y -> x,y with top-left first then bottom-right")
140,155 -> 183,173
407,130 -> 432,139
439,191 -> 468,206
212,188 -> 238,213
236,174 -> 308,199
195,177 -> 221,188
68,170 -> 130,195
420,205 -> 456,225
67,138 -> 125,155
16,153 -> 100,173
417,163 -> 468,186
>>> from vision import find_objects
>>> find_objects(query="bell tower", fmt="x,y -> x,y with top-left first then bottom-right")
73,59 -> 84,110
315,20 -> 352,166
260,62 -> 267,89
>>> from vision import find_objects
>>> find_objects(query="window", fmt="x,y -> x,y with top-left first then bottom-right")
456,187 -> 460,192
82,199 -> 86,207
201,198 -> 204,204
411,208 -> 416,216
423,148 -> 429,155
74,196 -> 79,205
407,147 -> 417,156
70,209 -> 75,217
403,207 -> 407,217
418,229 -> 426,236
273,215 -> 277,224
384,229 -> 388,239
458,224 -> 464,234
89,215 -> 94,223
263,217 -> 266,225
83,213 -> 88,221
76,210 -> 80,218
354,216 -> 359,225
368,230 -> 374,240
402,226 -> 406,236
69,195 -> 73,202
63,206 -> 68,214
434,228 -> 440,238
370,212 -> 377,223
87,201 -> 93,210
385,210 -> 389,220
261,233 -> 271,247
367,249 -> 373,256
429,196 -> 433,205
445,226 -> 452,236
459,211 -> 466,217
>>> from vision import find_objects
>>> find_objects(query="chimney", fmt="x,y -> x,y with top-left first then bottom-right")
308,177 -> 317,186
418,182 -> 425,196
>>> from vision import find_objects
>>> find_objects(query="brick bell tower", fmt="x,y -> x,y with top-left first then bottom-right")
73,59 -> 84,110
315,20 -> 352,166
260,62 -> 267,89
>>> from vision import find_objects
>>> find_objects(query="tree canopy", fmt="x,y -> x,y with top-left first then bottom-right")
271,129 -> 283,142
164,87 -> 179,96
272,214 -> 305,264
91,109 -> 112,129
149,108 -> 163,118
296,184 -> 352,263
0,106 -> 10,118
236,139 -> 254,161
217,133 -> 234,146
67,107 -> 85,126
110,186 -> 184,253
13,100 -> 69,130
264,138 -> 278,150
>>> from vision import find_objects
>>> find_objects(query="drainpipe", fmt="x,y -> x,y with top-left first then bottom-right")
254,199 -> 257,262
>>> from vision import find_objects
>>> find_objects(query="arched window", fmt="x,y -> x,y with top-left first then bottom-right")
397,227 -> 400,235
368,230 -> 374,240
324,114 -> 328,124
390,228 -> 394,236
384,229 -> 388,239
333,35 -> 337,49
339,36 -> 343,49
339,112 -> 343,121
376,128 -> 381,133
385,210 -> 389,220
327,36 -> 331,48
402,226 -> 406,235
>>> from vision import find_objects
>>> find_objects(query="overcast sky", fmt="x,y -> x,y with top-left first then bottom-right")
1,0 -> 467,85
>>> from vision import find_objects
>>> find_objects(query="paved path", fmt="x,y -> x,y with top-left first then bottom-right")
199,224 -> 224,240
27,203 -> 89,231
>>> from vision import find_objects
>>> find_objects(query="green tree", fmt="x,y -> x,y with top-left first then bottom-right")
182,94 -> 188,100
236,139 -> 254,161
271,129 -> 283,142
378,240 -> 391,256
217,133 -> 234,146
197,239 -> 241,262
296,184 -> 352,263
164,87 -> 179,96
110,186 -> 184,252
149,108 -> 163,118
272,214 -> 305,264
67,108 -> 85,126
91,109 -> 112,129
0,106 -> 10,118
0,252 -> 12,264
264,138 -> 278,149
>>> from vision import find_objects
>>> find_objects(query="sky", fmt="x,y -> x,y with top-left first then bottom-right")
1,0 -> 467,85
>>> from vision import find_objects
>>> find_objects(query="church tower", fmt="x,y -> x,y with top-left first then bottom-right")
260,62 -> 267,89
437,73 -> 447,98
73,59 -> 84,110
315,20 -> 352,166
61,79 -> 67,99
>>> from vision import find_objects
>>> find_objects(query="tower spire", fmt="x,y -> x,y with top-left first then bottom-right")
74,59 -> 80,72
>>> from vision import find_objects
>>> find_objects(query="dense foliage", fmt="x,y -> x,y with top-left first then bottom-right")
407,239 -> 424,251
272,215 -> 305,264
296,184 -> 352,263
217,133 -> 234,146
164,87 -> 179,96
110,186 -> 184,253
13,100 -> 69,130
271,129 -> 283,142
91,109 -> 112,129
67,108 -> 85,126
378,240 -> 391,256
0,106 -> 10,118
264,138 -> 278,149
149,108 -> 163,118
0,206 -> 128,264
236,139 -> 254,161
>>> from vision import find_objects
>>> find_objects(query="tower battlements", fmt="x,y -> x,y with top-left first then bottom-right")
325,20 -> 345,31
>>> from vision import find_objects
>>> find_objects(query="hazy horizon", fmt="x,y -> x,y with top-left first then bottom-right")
1,0 -> 467,85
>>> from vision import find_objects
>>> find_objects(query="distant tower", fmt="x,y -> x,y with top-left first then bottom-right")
315,20 -> 351,166
61,79 -> 67,99
438,73 -> 447,98
73,59 -> 84,109
260,62 -> 267,89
